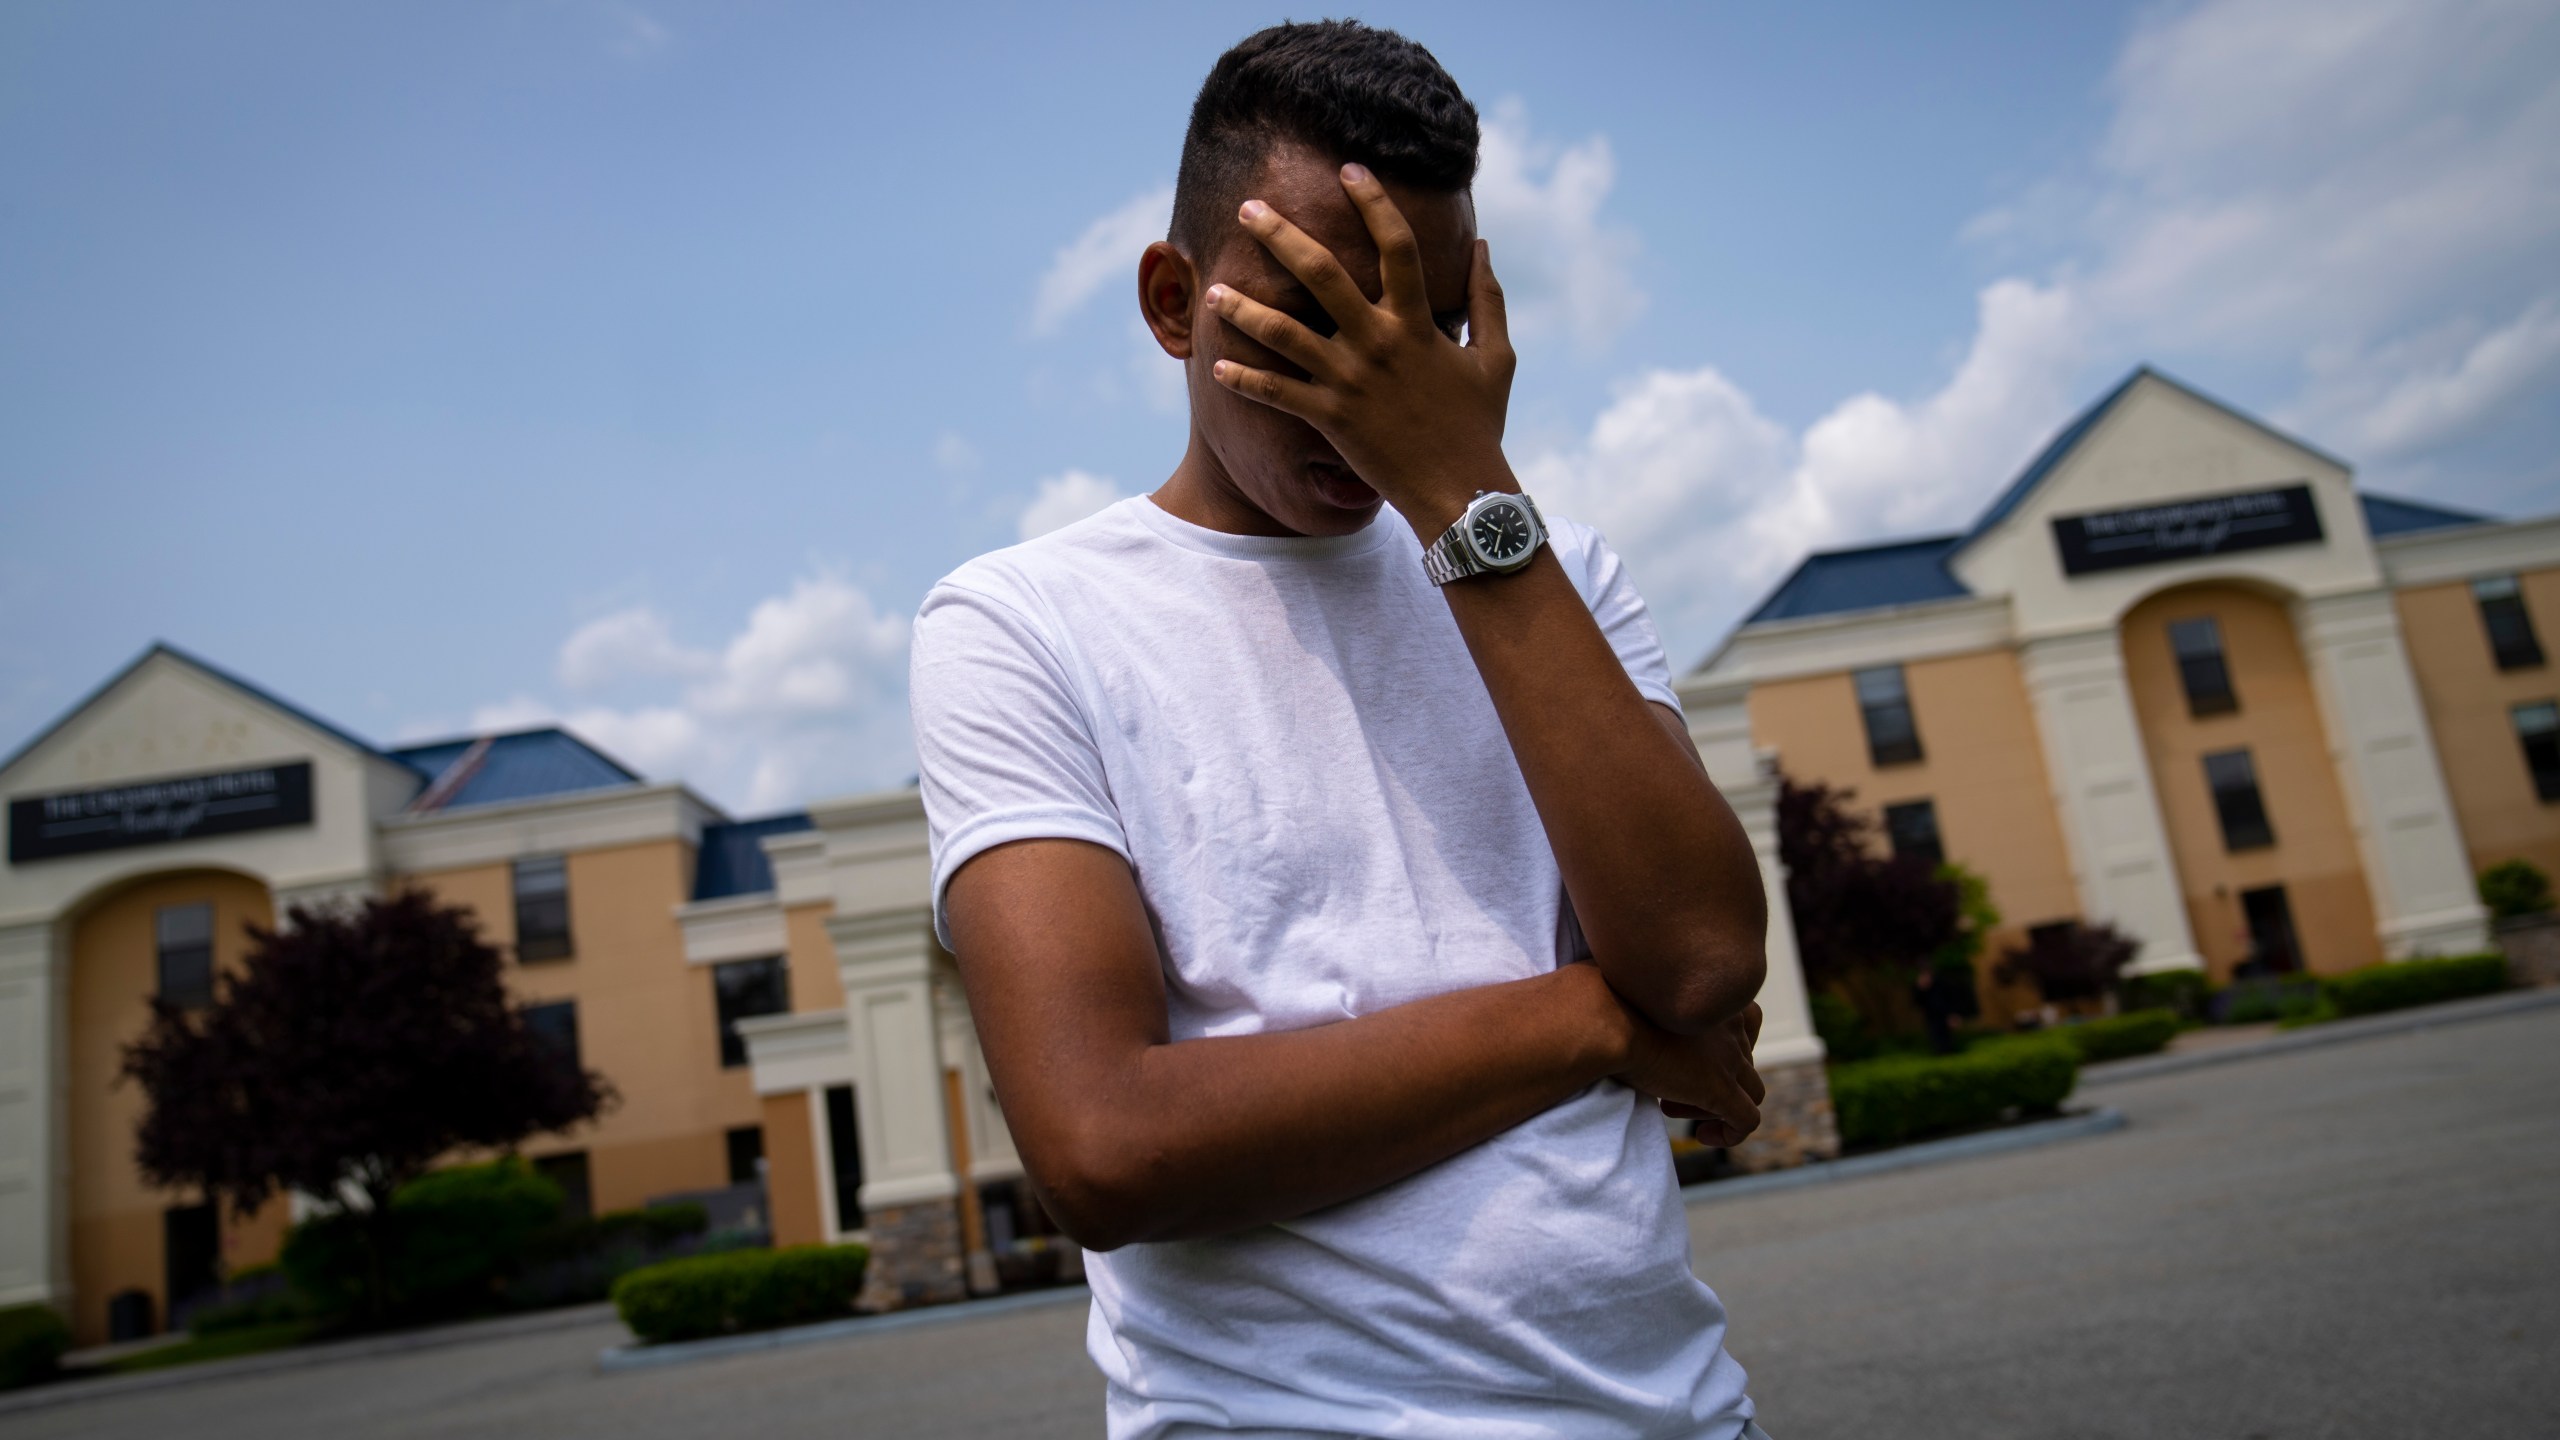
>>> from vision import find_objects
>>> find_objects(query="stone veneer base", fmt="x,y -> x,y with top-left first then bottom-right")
1726,1056 -> 1841,1173
859,1196 -> 968,1311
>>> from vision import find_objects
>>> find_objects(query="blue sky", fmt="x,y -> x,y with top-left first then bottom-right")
7,0 -> 2557,812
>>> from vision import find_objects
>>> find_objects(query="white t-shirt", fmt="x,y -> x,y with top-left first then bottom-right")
910,495 -> 1754,1440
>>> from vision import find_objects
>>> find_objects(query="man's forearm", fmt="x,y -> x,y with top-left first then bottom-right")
992,963 -> 1630,1251
1438,542 -> 1767,1033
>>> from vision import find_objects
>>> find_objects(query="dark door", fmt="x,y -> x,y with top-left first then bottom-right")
2240,885 -> 2302,975
163,1203 -> 220,1329
825,1085 -> 866,1232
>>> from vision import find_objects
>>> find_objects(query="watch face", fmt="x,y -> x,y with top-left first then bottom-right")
1469,500 -> 1536,565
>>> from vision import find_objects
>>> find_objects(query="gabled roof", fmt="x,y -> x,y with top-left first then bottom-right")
1744,535 -> 1971,625
389,728 -> 644,812
2360,491 -> 2489,538
692,811 -> 816,900
0,641 -> 424,782
1953,366 -> 2350,553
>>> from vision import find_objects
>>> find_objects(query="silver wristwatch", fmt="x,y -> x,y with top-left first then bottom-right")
1422,490 -> 1549,584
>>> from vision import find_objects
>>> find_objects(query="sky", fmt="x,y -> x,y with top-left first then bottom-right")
5,0 -> 2557,815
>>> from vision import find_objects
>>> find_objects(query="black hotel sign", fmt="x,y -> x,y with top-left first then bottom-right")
8,760 -> 314,863
2051,483 -> 2324,576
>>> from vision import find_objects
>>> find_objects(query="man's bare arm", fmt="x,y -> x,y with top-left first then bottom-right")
1207,170 -> 1768,1033
947,837 -> 1761,1251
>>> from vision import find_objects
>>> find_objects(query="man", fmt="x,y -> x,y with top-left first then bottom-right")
912,20 -> 1774,1439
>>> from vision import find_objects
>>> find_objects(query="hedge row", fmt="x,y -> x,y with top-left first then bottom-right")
2058,1009 -> 2181,1064
612,1244 -> 869,1345
0,1303 -> 70,1391
2323,953 -> 2508,1018
1829,1036 -> 2079,1148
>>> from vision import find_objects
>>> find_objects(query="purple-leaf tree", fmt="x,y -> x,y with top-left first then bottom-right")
1776,777 -> 1962,993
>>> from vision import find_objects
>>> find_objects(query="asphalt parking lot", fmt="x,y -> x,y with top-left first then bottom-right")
18,1002 -> 2558,1440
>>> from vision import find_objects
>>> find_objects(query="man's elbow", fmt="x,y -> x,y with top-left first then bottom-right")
1653,928 -> 1768,1035
1021,1122 -> 1159,1253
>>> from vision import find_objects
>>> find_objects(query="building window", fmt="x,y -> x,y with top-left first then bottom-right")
1883,799 -> 1944,868
534,1151 -> 592,1220
154,903 -> 215,1009
824,1085 -> 866,1232
1854,665 -> 1923,767
2204,749 -> 2275,851
512,855 -> 573,962
2167,616 -> 2239,716
525,999 -> 581,1078
726,1125 -> 765,1186
713,957 -> 791,1069
2514,701 -> 2560,801
2473,575 -> 2545,670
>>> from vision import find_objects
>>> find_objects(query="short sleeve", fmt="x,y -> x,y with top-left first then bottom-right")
910,579 -> 1130,948
1554,522 -> 1682,714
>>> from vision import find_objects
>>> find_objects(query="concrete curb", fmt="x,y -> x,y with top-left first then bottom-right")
0,1301 -> 618,1418
596,1282 -> 1091,1374
1681,1106 -> 2129,1206
2081,985 -> 2560,1088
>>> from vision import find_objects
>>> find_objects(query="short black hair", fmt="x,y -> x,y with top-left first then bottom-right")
1170,20 -> 1480,261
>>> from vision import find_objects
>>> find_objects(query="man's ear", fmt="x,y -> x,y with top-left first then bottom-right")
1137,241 -> 1199,359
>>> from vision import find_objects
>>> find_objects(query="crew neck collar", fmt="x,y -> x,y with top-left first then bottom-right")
1130,493 -> 1404,561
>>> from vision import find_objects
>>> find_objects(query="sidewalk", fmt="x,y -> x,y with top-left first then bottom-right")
2080,983 -> 2560,1087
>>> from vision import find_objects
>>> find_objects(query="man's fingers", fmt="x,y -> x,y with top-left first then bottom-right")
1238,199 -> 1373,337
1205,285 -> 1333,377
1336,163 -> 1429,318
1744,1002 -> 1764,1047
1211,358 -> 1326,420
1466,239 -> 1512,365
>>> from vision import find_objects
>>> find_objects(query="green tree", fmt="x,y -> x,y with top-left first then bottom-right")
2478,859 -> 2554,921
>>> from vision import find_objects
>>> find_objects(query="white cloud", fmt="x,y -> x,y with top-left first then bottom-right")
1473,100 -> 1645,353
1033,185 -> 1172,337
1017,469 -> 1126,541
1523,0 -> 2560,668
457,575 -> 914,813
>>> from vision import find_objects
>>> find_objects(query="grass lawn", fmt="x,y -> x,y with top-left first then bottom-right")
99,1319 -> 324,1375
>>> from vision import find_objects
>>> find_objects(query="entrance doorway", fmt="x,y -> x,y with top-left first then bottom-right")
163,1202 -> 220,1331
2239,885 -> 2303,975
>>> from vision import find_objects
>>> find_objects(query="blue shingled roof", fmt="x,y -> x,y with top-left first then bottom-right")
389,728 -> 642,811
1745,535 -> 1971,625
693,811 -> 816,900
2360,491 -> 2488,537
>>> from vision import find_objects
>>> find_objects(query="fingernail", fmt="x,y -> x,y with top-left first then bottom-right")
1239,199 -> 1268,220
1341,162 -> 1370,183
1204,285 -> 1226,306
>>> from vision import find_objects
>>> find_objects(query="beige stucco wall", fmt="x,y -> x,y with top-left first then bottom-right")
66,869 -> 289,1343
2397,568 -> 2560,887
786,902 -> 846,1013
1747,647 -> 2081,1019
2121,583 -> 2379,978
761,1090 -> 825,1248
400,837 -> 755,1215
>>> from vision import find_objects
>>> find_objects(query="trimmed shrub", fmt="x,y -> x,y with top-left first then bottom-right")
2479,859 -> 2554,922
612,1244 -> 869,1345
2059,1009 -> 2180,1064
2322,954 -> 2508,1018
1809,991 -> 1880,1063
1827,1036 -> 2079,1148
2118,968 -> 2210,1020
282,1157 -> 564,1319
188,1291 -> 320,1337
0,1303 -> 71,1391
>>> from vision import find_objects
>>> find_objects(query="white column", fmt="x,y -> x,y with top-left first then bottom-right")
828,907 -> 958,1213
0,920 -> 68,1309
2294,590 -> 2491,957
2017,629 -> 2207,973
1683,680 -> 1823,1066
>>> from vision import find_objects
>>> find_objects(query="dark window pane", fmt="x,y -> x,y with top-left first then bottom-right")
1884,800 -> 1944,868
525,1000 -> 580,1077
2475,575 -> 2545,670
726,1126 -> 765,1186
1854,665 -> 1924,766
824,1085 -> 866,1232
2515,701 -> 2560,801
713,957 -> 791,1069
2168,616 -> 2239,716
2204,749 -> 2275,850
534,1152 -> 592,1220
154,902 -> 215,1009
513,855 -> 573,962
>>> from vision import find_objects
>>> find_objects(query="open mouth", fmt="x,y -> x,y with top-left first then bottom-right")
1306,461 -> 1378,510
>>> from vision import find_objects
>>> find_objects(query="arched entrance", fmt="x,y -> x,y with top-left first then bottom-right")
2120,581 -> 2380,980
64,866 -> 289,1343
